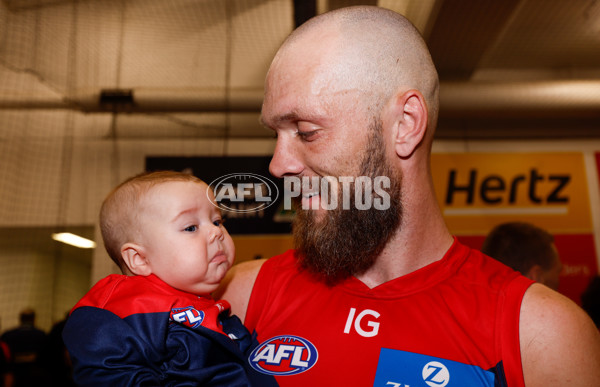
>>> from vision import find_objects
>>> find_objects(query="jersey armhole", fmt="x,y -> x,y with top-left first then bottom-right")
496,275 -> 534,387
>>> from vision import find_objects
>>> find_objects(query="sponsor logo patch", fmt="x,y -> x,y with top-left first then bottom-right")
373,348 -> 496,387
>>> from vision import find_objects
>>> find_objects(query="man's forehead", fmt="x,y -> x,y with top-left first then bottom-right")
263,59 -> 363,108
281,22 -> 339,54
259,111 -> 299,128
269,24 -> 344,80
262,67 -> 330,127
261,105 -> 339,129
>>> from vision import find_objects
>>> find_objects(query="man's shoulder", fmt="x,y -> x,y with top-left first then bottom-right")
521,283 -> 600,342
216,250 -> 299,321
259,249 -> 298,271
519,283 -> 600,386
226,250 -> 297,288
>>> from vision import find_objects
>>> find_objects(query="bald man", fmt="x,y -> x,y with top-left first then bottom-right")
216,6 -> 600,386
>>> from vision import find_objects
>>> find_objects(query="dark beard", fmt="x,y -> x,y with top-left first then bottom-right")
292,125 -> 403,286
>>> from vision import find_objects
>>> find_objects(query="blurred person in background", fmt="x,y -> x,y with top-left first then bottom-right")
37,314 -> 74,387
0,308 -> 47,387
581,275 -> 600,330
1,321 -> 14,387
481,221 -> 562,290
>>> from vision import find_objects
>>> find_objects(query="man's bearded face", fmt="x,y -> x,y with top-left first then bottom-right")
292,122 -> 403,285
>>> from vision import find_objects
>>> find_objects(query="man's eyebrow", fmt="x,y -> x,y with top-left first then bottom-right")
260,112 -> 300,128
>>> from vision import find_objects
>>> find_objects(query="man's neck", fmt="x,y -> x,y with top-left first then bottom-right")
354,206 -> 454,289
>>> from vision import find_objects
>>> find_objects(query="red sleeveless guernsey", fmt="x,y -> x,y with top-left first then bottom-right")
244,238 -> 533,387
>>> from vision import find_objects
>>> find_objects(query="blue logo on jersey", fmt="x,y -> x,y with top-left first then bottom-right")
249,335 -> 318,376
170,306 -> 205,329
373,348 -> 496,387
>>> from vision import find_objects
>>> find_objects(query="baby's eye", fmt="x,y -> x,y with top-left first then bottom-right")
184,225 -> 197,232
213,218 -> 225,227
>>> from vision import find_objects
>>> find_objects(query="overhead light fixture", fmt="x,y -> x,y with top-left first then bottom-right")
52,232 -> 97,249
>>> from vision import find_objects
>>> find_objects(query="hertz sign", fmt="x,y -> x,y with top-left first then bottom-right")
432,152 -> 593,234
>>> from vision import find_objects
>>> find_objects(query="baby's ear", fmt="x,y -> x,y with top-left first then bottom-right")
121,243 -> 152,276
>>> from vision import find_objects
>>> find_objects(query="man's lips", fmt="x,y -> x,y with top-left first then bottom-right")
301,191 -> 321,209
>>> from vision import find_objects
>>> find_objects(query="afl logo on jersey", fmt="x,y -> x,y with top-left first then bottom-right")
169,306 -> 205,329
249,335 -> 318,375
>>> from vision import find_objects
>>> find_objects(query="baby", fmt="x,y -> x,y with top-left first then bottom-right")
63,171 -> 276,386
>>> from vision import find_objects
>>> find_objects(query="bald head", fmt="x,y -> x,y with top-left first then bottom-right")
267,6 -> 439,131
100,171 -> 203,272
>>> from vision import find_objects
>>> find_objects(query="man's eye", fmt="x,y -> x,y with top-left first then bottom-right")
184,225 -> 197,232
297,130 -> 318,141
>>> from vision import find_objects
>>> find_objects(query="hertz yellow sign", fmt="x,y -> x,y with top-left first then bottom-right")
431,152 -> 592,234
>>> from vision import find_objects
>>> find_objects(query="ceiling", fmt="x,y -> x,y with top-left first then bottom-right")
1,0 -> 599,138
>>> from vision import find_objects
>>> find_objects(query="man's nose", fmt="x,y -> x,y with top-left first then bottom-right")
269,138 -> 303,178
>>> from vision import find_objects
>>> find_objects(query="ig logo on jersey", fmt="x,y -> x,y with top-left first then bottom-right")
249,335 -> 318,375
170,306 -> 205,329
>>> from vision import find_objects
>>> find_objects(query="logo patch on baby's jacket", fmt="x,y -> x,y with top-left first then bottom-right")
170,306 -> 205,329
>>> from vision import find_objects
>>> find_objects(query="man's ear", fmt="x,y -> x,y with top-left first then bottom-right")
386,89 -> 428,158
526,264 -> 544,283
121,243 -> 152,276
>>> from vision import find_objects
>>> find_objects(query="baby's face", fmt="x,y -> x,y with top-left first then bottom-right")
138,180 -> 235,295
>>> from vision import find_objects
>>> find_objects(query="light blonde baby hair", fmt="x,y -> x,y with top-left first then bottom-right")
100,170 -> 203,272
